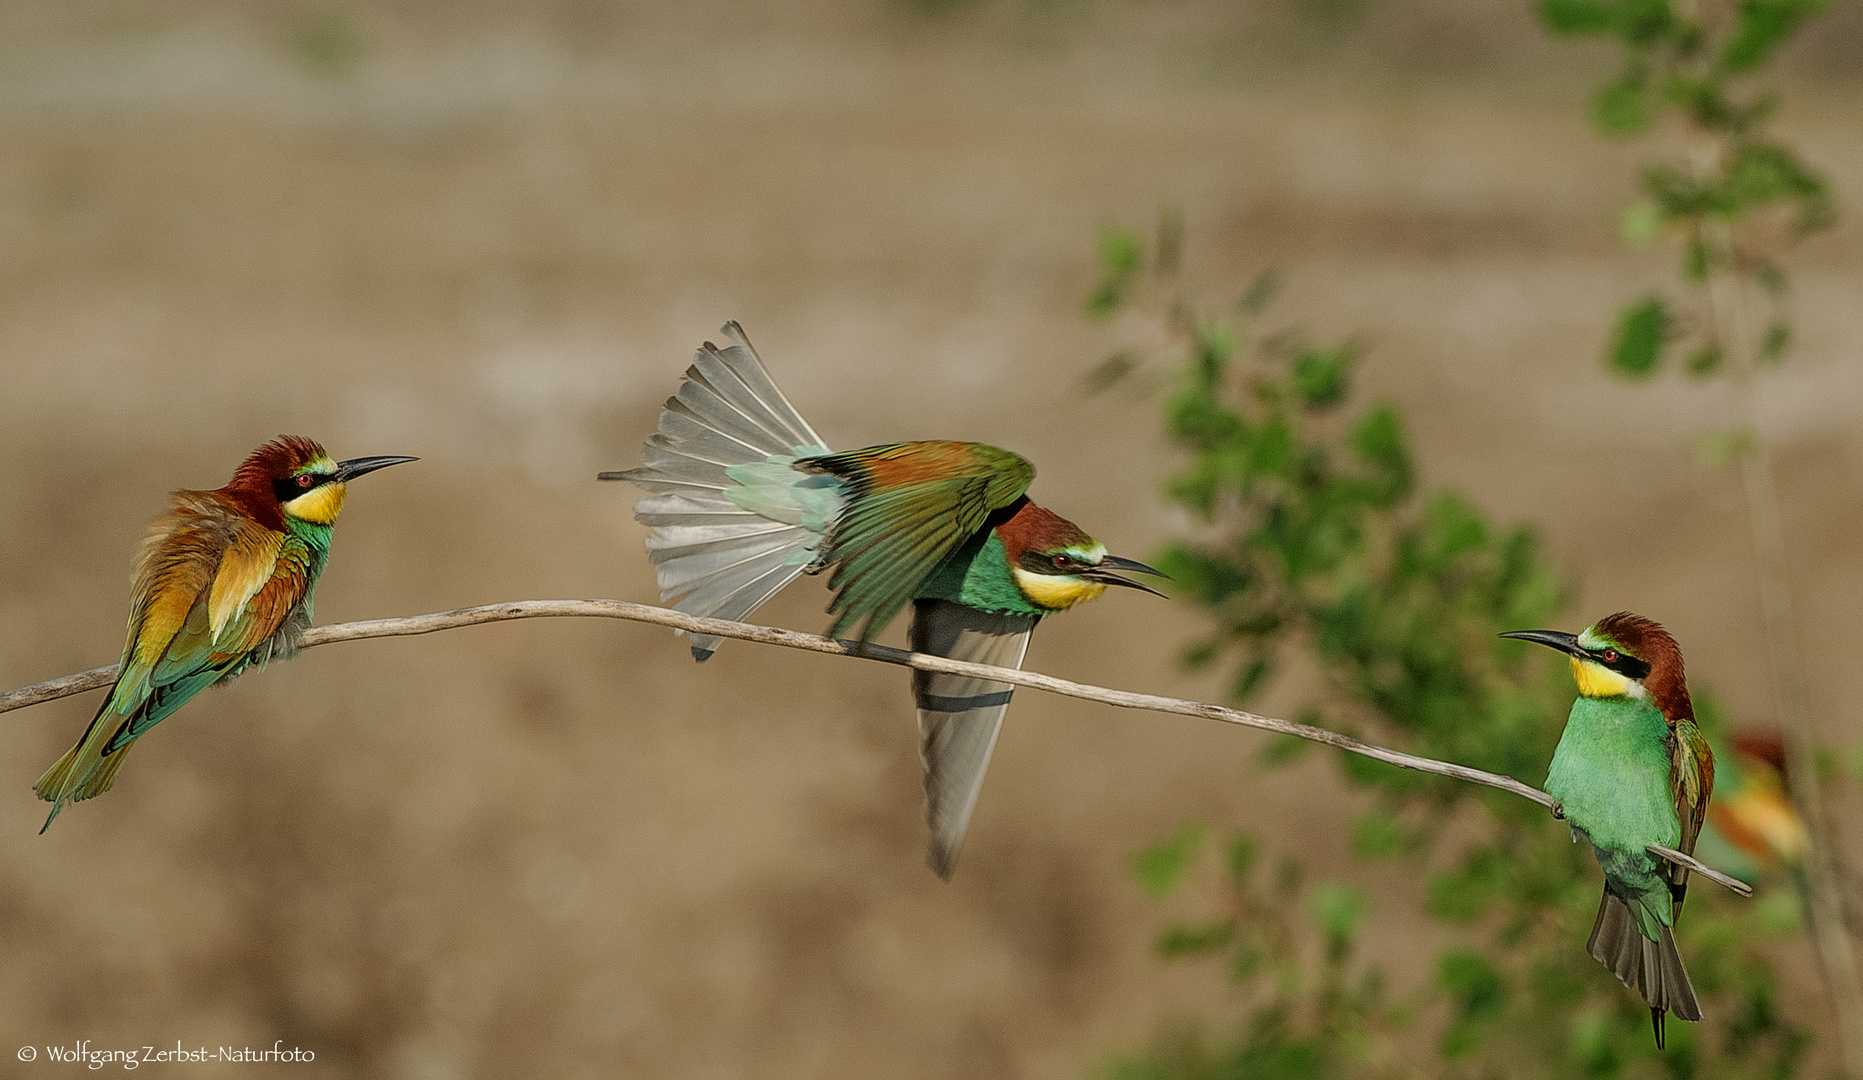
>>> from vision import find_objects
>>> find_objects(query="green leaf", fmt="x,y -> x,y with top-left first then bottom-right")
1350,406 -> 1412,506
1721,0 -> 1812,72
1310,883 -> 1367,946
1618,199 -> 1663,246
1608,295 -> 1670,378
1100,226 -> 1142,277
1440,951 -> 1505,1015
1131,822 -> 1204,897
1157,920 -> 1236,958
1088,227 -> 1143,318
1438,950 -> 1506,1056
1537,0 -> 1620,33
1349,812 -> 1404,858
1426,853 -> 1508,924
1291,346 -> 1354,410
1594,72 -> 1652,135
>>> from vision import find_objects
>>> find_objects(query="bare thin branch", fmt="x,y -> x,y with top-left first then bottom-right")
0,598 -> 1751,894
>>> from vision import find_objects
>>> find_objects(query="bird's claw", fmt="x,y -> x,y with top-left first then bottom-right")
1550,800 -> 1566,821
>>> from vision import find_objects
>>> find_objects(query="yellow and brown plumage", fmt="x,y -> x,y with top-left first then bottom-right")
33,436 -> 415,830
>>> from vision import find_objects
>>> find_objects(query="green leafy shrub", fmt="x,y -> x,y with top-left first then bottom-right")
1089,217 -> 1807,1078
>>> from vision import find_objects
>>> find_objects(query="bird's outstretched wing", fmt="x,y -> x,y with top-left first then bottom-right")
910,599 -> 1037,879
801,441 -> 1034,641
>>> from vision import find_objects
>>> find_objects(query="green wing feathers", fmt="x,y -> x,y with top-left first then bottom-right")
1665,720 -> 1715,908
800,442 -> 1034,641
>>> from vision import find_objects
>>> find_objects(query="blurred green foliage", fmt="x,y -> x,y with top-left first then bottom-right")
1536,0 -> 1834,388
290,11 -> 366,79
1087,215 -> 1807,1077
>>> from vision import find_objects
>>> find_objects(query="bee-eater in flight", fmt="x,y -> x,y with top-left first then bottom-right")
34,436 -> 416,831
602,322 -> 1166,878
1502,612 -> 1713,1047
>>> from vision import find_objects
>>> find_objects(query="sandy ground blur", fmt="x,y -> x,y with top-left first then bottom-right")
1,3 -> 1860,1077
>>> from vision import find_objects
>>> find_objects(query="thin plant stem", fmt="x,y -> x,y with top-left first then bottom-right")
0,597 -> 1752,895
1711,219 -> 1863,1071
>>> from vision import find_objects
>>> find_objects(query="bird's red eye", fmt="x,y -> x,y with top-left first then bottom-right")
1601,649 -> 1618,663
1052,554 -> 1072,569
296,474 -> 315,488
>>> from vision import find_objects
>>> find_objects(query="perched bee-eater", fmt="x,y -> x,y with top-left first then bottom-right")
1502,612 -> 1713,1047
1704,732 -> 1807,879
602,323 -> 1166,878
34,436 -> 416,831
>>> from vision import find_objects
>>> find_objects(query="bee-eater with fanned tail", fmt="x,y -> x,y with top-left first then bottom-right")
601,322 -> 1167,879
1502,612 -> 1714,1048
34,436 -> 416,831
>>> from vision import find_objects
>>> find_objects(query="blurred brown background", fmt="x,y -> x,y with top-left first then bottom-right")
0,2 -> 1859,1076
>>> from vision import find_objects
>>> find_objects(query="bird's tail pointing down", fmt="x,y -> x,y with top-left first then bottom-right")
601,323 -> 841,660
1588,887 -> 1702,1048
34,708 -> 137,832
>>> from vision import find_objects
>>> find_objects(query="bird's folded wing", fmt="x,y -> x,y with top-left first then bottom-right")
910,598 -> 1037,880
108,535 -> 314,750
1665,719 -> 1716,898
802,442 -> 1034,641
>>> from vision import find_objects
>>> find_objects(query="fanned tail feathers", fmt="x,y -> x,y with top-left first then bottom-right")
1588,889 -> 1702,1048
603,323 -> 838,659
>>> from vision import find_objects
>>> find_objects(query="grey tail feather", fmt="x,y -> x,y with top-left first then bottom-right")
910,600 -> 1037,881
605,323 -> 831,660
1587,888 -> 1702,1046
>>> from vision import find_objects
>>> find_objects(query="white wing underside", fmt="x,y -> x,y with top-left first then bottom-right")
606,322 -> 833,659
910,599 -> 1037,880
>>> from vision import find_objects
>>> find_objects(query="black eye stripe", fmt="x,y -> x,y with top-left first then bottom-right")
1586,647 -> 1651,680
272,473 -> 333,503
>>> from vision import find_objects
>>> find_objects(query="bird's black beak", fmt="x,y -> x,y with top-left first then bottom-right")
1083,554 -> 1171,598
1498,629 -> 1582,657
334,455 -> 420,482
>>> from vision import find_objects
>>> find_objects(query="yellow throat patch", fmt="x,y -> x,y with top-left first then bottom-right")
1570,656 -> 1639,699
282,481 -> 348,525
1011,567 -> 1107,611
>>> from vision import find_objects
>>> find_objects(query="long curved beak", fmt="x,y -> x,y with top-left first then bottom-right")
334,455 -> 420,482
1083,554 -> 1171,598
1498,629 -> 1581,657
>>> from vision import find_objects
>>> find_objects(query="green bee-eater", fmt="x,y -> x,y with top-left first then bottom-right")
34,436 -> 416,831
602,323 -> 1166,878
1503,612 -> 1714,1047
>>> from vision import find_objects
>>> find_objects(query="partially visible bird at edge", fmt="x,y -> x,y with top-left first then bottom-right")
34,436 -> 417,831
1502,613 -> 1714,1048
1698,731 -> 1807,885
602,322 -> 1167,879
